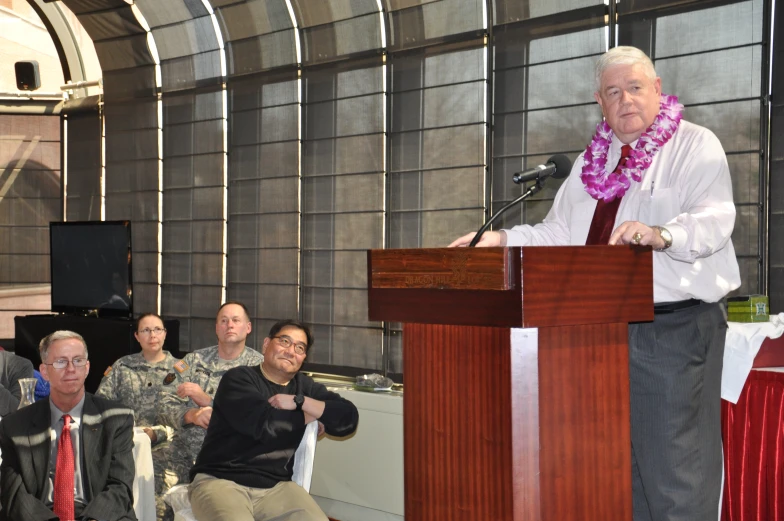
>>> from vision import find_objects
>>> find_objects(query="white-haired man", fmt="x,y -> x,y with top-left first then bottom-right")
451,46 -> 739,521
0,330 -> 137,521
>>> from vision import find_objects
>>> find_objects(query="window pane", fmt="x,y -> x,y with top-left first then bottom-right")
301,63 -> 385,372
0,115 -> 61,337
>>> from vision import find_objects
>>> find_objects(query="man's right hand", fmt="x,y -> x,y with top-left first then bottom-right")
448,230 -> 505,248
184,406 -> 213,429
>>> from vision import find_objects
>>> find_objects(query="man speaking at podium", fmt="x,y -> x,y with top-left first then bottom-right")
451,46 -> 740,521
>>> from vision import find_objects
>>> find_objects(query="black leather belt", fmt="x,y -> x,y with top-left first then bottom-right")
653,298 -> 703,314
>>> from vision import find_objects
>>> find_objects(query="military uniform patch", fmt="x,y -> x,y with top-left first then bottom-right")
103,366 -> 113,376
174,360 -> 189,373
163,373 -> 177,385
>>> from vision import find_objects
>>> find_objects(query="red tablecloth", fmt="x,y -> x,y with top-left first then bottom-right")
722,369 -> 784,521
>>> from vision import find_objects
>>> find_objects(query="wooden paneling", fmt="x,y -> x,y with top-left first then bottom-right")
520,246 -> 653,327
368,248 -> 523,327
369,248 -> 515,290
404,324 -> 515,520
368,246 -> 653,327
537,323 -> 632,521
402,322 -> 633,521
368,287 -> 524,327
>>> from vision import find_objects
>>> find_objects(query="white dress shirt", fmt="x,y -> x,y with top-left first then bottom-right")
504,119 -> 741,303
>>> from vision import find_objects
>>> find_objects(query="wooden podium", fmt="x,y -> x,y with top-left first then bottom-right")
367,246 -> 653,521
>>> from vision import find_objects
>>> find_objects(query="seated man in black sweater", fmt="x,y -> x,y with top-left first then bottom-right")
188,319 -> 359,521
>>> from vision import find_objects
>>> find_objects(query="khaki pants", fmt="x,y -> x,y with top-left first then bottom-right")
189,473 -> 328,521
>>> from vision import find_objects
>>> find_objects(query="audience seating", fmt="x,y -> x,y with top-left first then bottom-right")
164,421 -> 319,521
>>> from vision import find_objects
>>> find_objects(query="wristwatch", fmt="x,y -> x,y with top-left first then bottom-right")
294,394 -> 305,411
652,225 -> 672,251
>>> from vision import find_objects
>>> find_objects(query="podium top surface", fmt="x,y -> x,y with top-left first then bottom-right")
367,246 -> 654,328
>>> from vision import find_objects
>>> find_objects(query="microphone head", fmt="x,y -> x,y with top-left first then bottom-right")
547,154 -> 572,179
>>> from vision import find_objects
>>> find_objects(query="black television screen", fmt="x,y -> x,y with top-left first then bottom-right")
50,221 -> 133,318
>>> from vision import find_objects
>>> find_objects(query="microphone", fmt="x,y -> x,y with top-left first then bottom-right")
512,154 -> 572,184
467,153 -> 572,247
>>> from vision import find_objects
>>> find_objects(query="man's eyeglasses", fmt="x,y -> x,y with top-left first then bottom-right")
139,327 -> 166,336
45,358 -> 89,370
273,335 -> 307,355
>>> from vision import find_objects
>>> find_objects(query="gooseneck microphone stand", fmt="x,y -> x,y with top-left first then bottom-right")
468,182 -> 543,248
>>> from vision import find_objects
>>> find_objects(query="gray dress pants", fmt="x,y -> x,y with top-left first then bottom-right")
628,301 -> 725,521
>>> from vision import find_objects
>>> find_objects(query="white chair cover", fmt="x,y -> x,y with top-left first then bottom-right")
166,421 -> 320,521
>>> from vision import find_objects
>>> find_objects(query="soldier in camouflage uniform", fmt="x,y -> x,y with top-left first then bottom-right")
96,312 -> 180,521
158,302 -> 263,517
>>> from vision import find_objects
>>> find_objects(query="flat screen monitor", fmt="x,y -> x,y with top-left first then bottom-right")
50,220 -> 133,318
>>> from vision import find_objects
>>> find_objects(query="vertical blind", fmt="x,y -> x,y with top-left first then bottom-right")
104,99 -> 161,315
63,108 -> 101,221
227,72 -> 301,340
386,42 -> 488,373
144,0 -> 229,347
301,62 -> 386,371
161,89 -> 228,348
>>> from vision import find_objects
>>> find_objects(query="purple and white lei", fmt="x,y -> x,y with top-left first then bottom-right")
580,94 -> 684,201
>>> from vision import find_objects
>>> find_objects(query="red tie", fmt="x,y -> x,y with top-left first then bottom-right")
585,144 -> 633,245
53,414 -> 75,521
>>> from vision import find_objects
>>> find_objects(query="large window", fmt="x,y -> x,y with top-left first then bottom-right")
34,0 -> 769,380
0,114 -> 60,339
0,2 -> 66,339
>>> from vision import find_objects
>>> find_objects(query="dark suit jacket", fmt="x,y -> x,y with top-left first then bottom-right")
0,393 -> 137,521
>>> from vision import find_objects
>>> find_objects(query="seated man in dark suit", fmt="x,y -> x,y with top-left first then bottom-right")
0,349 -> 35,416
188,320 -> 359,521
0,330 -> 137,521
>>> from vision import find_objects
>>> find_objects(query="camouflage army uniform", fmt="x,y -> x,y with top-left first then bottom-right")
158,345 -> 263,485
96,351 -> 180,521
96,351 -> 178,444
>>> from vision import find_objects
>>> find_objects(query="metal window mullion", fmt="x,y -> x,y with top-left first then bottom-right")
483,0 -> 493,226
761,0 -> 773,295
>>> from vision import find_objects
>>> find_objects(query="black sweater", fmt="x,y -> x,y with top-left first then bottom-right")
190,365 -> 359,488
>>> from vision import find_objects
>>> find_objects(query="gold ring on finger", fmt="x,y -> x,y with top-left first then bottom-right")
632,232 -> 642,245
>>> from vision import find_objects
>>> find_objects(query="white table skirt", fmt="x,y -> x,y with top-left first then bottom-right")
133,427 -> 156,521
722,313 -> 784,403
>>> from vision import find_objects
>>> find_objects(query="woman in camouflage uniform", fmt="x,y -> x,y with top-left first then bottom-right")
96,312 -> 180,521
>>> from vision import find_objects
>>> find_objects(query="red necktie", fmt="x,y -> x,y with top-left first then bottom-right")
585,144 -> 633,245
53,414 -> 75,521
